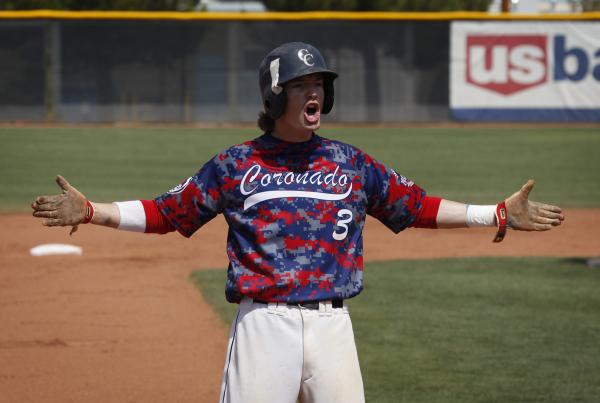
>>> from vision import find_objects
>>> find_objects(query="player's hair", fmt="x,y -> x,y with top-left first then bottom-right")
257,111 -> 275,133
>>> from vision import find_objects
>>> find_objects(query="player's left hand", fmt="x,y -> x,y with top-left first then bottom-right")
505,179 -> 564,231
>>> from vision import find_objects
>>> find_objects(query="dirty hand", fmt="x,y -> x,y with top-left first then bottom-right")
31,175 -> 88,235
504,180 -> 564,231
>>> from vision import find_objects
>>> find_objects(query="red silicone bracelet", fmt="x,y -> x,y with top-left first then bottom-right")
82,200 -> 94,224
493,201 -> 508,243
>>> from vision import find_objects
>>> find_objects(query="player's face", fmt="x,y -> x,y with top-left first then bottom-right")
274,74 -> 325,141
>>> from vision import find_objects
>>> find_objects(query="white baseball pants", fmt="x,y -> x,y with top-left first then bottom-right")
218,298 -> 365,403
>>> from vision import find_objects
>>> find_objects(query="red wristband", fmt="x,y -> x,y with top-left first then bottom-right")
493,201 -> 508,243
82,200 -> 94,224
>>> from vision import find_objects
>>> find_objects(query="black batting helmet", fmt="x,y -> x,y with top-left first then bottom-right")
258,42 -> 338,120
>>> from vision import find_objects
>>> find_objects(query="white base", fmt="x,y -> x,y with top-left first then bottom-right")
30,243 -> 83,257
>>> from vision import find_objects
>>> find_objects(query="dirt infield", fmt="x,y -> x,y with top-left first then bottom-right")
1,210 -> 599,403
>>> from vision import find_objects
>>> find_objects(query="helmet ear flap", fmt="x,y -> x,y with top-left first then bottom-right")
321,78 -> 335,115
264,89 -> 287,120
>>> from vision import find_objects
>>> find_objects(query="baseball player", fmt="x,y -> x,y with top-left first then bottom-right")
31,42 -> 564,403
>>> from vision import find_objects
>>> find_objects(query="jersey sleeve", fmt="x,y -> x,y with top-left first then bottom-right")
154,155 -> 226,238
362,153 -> 426,233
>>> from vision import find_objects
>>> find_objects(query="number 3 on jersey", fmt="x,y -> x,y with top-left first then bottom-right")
332,209 -> 353,241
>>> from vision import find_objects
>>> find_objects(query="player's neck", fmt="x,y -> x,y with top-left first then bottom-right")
271,130 -> 313,143
272,124 -> 314,143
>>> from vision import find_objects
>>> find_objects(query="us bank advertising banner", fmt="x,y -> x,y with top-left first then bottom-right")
451,22 -> 600,121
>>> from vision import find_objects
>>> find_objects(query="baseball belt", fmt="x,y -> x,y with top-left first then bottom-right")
253,299 -> 344,310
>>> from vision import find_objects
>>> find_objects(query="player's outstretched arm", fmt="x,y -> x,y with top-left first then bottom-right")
434,179 -> 564,232
31,175 -> 120,234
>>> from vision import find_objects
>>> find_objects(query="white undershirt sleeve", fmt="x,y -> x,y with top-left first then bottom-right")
114,201 -> 146,232
466,204 -> 497,227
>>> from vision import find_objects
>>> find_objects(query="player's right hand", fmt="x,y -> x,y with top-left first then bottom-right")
31,175 -> 87,234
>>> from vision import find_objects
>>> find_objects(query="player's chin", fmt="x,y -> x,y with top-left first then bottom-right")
302,121 -> 321,131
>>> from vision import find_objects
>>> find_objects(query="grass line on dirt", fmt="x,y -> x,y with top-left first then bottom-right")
190,257 -> 600,403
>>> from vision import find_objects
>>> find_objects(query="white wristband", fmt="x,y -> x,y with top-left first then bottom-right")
466,205 -> 496,227
114,201 -> 146,232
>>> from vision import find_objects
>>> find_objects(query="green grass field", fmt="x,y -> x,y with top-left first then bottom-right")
1,127 -> 599,210
190,258 -> 600,403
3,126 -> 599,402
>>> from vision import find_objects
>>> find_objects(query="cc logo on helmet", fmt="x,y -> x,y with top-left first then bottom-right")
297,49 -> 315,66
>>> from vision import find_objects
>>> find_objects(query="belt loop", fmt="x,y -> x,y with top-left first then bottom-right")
319,301 -> 334,316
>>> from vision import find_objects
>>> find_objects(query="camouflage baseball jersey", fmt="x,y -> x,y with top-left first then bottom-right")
155,133 -> 425,303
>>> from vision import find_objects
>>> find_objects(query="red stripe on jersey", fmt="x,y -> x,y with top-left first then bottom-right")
411,196 -> 442,229
141,200 -> 176,234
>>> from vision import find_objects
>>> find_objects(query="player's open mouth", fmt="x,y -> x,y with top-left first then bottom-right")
304,101 -> 321,124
